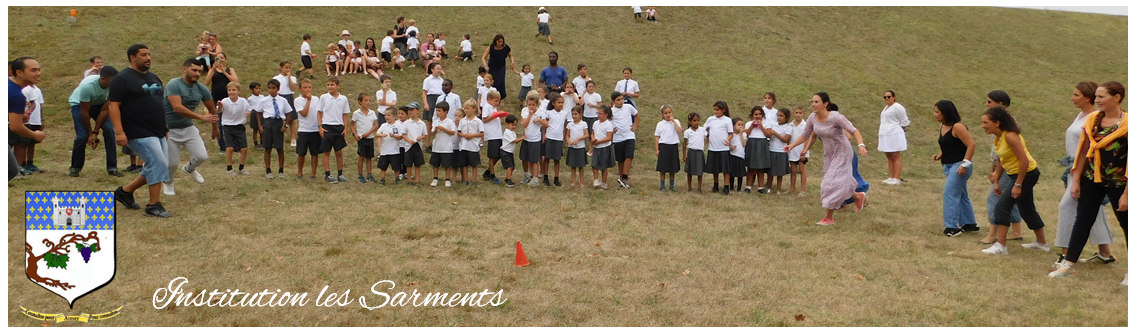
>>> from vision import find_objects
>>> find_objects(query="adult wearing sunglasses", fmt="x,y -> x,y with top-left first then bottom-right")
877,90 -> 909,186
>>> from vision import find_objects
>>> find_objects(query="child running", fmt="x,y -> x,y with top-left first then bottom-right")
219,82 -> 251,175
655,105 -> 683,191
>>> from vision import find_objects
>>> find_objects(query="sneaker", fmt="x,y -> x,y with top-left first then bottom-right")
69,168 -> 81,177
184,165 -> 205,184
758,188 -> 772,194
1048,261 -> 1075,278
981,243 -> 1009,255
1053,253 -> 1066,268
431,178 -> 439,187
482,171 -> 493,181
445,180 -> 452,187
267,173 -> 275,179
107,169 -> 124,177
468,181 -> 478,187
883,178 -> 901,186
798,191 -> 807,198
291,139 -> 297,147
162,182 -> 176,196
114,186 -> 141,210
961,224 -> 980,232
506,180 -> 516,188
593,179 -> 601,188
278,172 -> 287,179
227,169 -> 237,176
126,165 -> 143,173
309,175 -> 317,181
27,164 -> 43,173
297,175 -> 305,181
378,178 -> 386,185
367,175 -> 378,183
241,169 -> 250,175
359,175 -> 368,183
326,175 -> 338,183
854,192 -> 867,213
669,186 -> 678,192
521,175 -> 532,185
553,178 -> 562,187
722,187 -> 730,195
338,175 -> 348,183
943,228 -> 963,237
816,217 -> 835,226
543,175 -> 551,187
744,188 -> 752,194
143,202 -> 173,218
1021,242 -> 1051,252
1079,253 -> 1116,264
491,177 -> 503,185
19,166 -> 33,176
617,178 -> 630,189
600,183 -> 609,190
529,177 -> 541,187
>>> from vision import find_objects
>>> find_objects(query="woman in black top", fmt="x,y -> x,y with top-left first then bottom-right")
202,52 -> 237,151
393,17 -> 408,55
932,100 -> 977,236
481,34 -> 516,101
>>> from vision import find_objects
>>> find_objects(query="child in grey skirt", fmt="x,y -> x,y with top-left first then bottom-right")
591,105 -> 616,189
683,112 -> 707,192
655,105 -> 682,191
565,106 -> 590,187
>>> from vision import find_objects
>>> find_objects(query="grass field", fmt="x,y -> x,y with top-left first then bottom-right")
6,6 -> 1130,326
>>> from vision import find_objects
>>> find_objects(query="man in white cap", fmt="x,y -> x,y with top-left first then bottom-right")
338,30 -> 354,50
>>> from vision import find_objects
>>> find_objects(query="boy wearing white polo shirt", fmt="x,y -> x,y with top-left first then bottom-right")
351,93 -> 380,183
429,102 -> 456,187
318,76 -> 351,183
480,89 -> 505,184
219,82 -> 251,175
609,92 -> 639,189
260,79 -> 293,180
293,78 -> 322,181
375,110 -> 401,185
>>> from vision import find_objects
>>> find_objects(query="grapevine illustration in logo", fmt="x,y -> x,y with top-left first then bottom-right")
25,191 -> 116,308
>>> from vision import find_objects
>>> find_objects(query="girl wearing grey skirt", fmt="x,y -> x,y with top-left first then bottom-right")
683,112 -> 707,192
766,108 -> 793,194
654,105 -> 683,191
744,106 -> 772,194
590,106 -> 616,189
565,107 -> 590,187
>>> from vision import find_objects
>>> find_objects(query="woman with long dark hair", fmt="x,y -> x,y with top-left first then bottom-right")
482,34 -> 516,101
980,90 -> 1024,243
932,100 -> 977,236
979,106 -> 1049,255
1051,82 -> 1127,286
785,92 -> 867,225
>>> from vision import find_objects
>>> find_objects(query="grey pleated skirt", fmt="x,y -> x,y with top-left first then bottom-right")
745,137 -> 771,170
685,149 -> 705,176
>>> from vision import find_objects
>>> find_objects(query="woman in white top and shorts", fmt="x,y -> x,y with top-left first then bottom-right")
877,90 -> 909,185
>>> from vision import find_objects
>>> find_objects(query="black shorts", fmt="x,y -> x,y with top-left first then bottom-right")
261,118 -> 286,149
320,125 -> 348,152
222,124 -> 247,149
357,138 -> 375,158
249,111 -> 261,129
403,143 -> 425,167
457,150 -> 481,168
459,51 -> 473,60
501,151 -> 515,170
301,55 -> 313,69
381,51 -> 392,63
430,151 -> 454,168
486,139 -> 502,158
613,139 -> 636,161
296,131 -> 322,156
377,154 -> 400,170
10,124 -> 41,145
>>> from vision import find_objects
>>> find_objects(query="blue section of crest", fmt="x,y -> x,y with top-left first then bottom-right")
24,191 -> 115,230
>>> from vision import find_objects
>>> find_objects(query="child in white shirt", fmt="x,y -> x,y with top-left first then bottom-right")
402,103 -> 429,184
434,32 -> 449,58
729,118 -> 748,193
515,64 -> 534,109
565,106 -> 591,187
429,102 -> 457,187
788,106 -> 810,195
501,115 -> 522,187
542,94 -> 569,187
406,30 -> 420,68
375,110 -> 401,185
351,94 -> 380,183
219,82 -> 251,175
457,100 -> 485,186
246,82 -> 266,148
480,91 -> 507,184
457,34 -> 474,61
519,90 -> 547,187
654,105 -> 683,191
682,112 -> 707,192
293,79 -> 322,180
590,105 -> 616,189
766,108 -> 793,194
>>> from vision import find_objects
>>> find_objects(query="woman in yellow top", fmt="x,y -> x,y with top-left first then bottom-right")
1051,81 -> 1128,285
979,106 -> 1049,255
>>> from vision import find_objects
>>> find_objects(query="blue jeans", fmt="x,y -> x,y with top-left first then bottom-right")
127,137 -> 170,186
70,104 -> 118,171
842,154 -> 870,206
986,171 -> 1021,224
941,161 -> 976,229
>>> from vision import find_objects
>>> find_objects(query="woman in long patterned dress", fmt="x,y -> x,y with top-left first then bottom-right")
786,92 -> 868,225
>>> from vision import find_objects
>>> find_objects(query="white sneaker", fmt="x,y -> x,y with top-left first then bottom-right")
1121,274 -> 1128,286
430,179 -> 439,187
445,180 -> 452,187
593,179 -> 601,188
882,178 -> 901,186
291,139 -> 297,147
240,169 -> 250,175
266,173 -> 274,179
1048,261 -> 1076,278
162,182 -> 176,195
279,172 -> 287,179
184,165 -> 205,184
227,169 -> 237,176
1021,242 -> 1051,252
981,243 -> 1008,255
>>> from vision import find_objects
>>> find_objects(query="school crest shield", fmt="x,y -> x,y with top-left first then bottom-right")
25,191 -> 116,308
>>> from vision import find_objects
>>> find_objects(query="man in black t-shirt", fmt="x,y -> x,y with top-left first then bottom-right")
110,44 -> 173,218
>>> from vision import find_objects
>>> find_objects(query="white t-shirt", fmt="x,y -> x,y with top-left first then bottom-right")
20,86 -> 43,125
460,39 -> 472,52
434,92 -> 462,123
481,102 -> 504,140
317,93 -> 350,125
219,97 -> 250,126
294,95 -> 321,132
571,76 -> 589,97
538,12 -> 550,23
768,123 -> 792,153
300,41 -> 312,57
327,50 -> 339,63
260,95 -> 294,119
610,104 -> 638,142
704,115 -> 732,152
377,122 -> 401,156
1066,112 -> 1093,158
477,86 -> 496,105
730,132 -> 747,158
561,92 -> 578,115
592,120 -> 615,148
403,119 -> 427,148
789,119 -> 809,161
375,89 -> 397,116
501,129 -> 518,153
566,120 -> 589,149
338,39 -> 355,50
395,120 -> 409,149
544,108 -> 569,141
582,92 -> 601,118
432,118 -> 457,152
422,75 -> 444,95
615,79 -> 640,96
408,36 -> 419,50
433,38 -> 446,50
458,117 -> 484,152
654,120 -> 681,145
352,109 -> 379,138
520,73 -> 535,87
380,36 -> 394,53
684,126 -> 707,150
407,26 -> 419,40
744,120 -> 767,139
521,107 -> 546,142
762,106 -> 778,128
633,6 -> 642,13
476,75 -> 484,91
272,74 -> 298,95
246,94 -> 266,112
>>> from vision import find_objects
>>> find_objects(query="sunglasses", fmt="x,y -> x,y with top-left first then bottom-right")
883,96 -> 893,99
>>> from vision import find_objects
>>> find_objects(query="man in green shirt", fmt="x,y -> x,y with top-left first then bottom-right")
68,66 -> 121,177
162,58 -> 218,196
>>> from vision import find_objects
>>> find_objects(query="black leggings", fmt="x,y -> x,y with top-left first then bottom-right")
993,169 -> 1045,230
1065,176 -> 1128,261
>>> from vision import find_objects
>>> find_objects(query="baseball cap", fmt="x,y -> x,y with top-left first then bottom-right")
407,101 -> 422,110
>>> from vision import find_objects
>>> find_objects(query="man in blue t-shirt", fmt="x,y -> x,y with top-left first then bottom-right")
539,51 -> 568,94
9,57 -> 47,180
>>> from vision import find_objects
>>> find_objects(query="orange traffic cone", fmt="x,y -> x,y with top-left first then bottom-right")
514,240 -> 530,267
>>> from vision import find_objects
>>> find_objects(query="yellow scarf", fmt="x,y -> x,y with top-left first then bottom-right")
1076,111 -> 1128,182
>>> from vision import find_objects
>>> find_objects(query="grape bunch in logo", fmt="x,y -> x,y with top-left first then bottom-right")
27,232 -> 102,290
